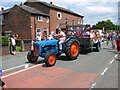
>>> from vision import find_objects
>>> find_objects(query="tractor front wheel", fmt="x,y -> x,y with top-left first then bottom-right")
45,52 -> 57,67
27,51 -> 38,63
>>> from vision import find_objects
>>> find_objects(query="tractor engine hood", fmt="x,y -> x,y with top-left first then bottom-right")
33,39 -> 58,46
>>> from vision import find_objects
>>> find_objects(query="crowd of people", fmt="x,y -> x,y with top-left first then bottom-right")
107,32 -> 120,50
35,28 -> 120,51
9,29 -> 120,56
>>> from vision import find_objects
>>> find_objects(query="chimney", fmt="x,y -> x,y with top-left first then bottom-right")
50,2 -> 53,4
1,7 -> 4,11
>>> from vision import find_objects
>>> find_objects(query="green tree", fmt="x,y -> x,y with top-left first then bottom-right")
92,20 -> 119,31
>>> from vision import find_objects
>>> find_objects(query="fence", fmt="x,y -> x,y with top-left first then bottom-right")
16,39 -> 33,52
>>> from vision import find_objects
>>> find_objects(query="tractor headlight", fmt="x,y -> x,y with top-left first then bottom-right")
42,44 -> 44,47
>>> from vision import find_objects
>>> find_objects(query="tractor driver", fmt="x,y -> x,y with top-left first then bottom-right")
54,28 -> 66,51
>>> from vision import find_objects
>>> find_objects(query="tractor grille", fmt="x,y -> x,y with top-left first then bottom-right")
33,44 -> 39,53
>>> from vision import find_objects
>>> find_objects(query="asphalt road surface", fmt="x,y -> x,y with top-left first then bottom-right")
2,42 -> 119,89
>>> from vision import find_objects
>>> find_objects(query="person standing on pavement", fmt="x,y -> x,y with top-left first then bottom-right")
117,32 -> 120,39
9,35 -> 17,55
111,32 -> 117,49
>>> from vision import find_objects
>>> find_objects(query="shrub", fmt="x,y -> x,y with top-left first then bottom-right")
0,36 -> 9,46
16,46 -> 21,52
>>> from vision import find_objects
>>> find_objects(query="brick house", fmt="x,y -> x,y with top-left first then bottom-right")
25,0 -> 84,34
1,5 -> 49,39
1,0 -> 84,40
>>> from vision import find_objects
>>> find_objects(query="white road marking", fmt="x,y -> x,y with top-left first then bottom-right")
90,53 -> 118,89
1,64 -> 42,79
115,54 -> 118,58
90,83 -> 96,88
110,59 -> 114,64
101,68 -> 108,75
25,64 -> 29,68
2,64 -> 26,72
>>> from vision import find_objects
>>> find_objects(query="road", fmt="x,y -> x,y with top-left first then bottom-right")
1,42 -> 119,88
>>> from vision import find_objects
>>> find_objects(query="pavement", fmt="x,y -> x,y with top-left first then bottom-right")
2,51 -> 28,61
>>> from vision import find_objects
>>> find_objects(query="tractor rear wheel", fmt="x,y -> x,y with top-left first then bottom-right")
27,51 -> 38,63
45,52 -> 57,67
65,39 -> 80,60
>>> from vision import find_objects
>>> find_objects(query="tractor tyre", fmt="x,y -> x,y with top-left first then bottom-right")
65,39 -> 80,60
27,51 -> 38,63
45,52 -> 57,67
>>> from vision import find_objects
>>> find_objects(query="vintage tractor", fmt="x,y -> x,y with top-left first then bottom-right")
27,36 -> 80,67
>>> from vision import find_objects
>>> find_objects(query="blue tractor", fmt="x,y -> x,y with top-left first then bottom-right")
27,36 -> 80,67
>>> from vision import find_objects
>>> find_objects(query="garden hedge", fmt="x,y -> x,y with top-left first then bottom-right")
0,36 -> 9,46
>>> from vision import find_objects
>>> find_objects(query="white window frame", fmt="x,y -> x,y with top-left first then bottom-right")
36,28 -> 42,36
46,17 -> 49,23
72,19 -> 75,25
5,31 -> 12,37
36,16 -> 43,22
78,18 -> 81,24
0,14 -> 4,25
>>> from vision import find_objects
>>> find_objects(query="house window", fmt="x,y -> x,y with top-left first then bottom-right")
5,31 -> 12,37
0,14 -> 4,25
36,16 -> 43,22
46,17 -> 49,23
78,18 -> 81,24
57,12 -> 62,20
64,18 -> 68,24
72,19 -> 74,25
36,28 -> 42,36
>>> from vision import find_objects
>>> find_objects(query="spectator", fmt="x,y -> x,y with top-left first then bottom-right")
117,32 -> 120,39
48,35 -> 54,40
42,35 -> 47,41
14,34 -> 18,39
9,35 -> 17,55
36,34 -> 41,41
90,30 -> 95,39
111,32 -> 117,49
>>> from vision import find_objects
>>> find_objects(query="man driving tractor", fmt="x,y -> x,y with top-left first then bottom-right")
54,28 -> 66,51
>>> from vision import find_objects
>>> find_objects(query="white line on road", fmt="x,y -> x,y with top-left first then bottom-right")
115,54 -> 118,58
90,83 -> 96,88
1,64 -> 42,79
25,64 -> 29,68
2,64 -> 26,72
110,59 -> 114,64
101,68 -> 108,75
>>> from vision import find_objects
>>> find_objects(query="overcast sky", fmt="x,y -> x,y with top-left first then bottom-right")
0,0 -> 119,25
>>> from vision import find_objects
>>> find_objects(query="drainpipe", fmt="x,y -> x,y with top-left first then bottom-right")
1,7 -> 4,25
49,16 -> 50,35
34,15 -> 36,40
